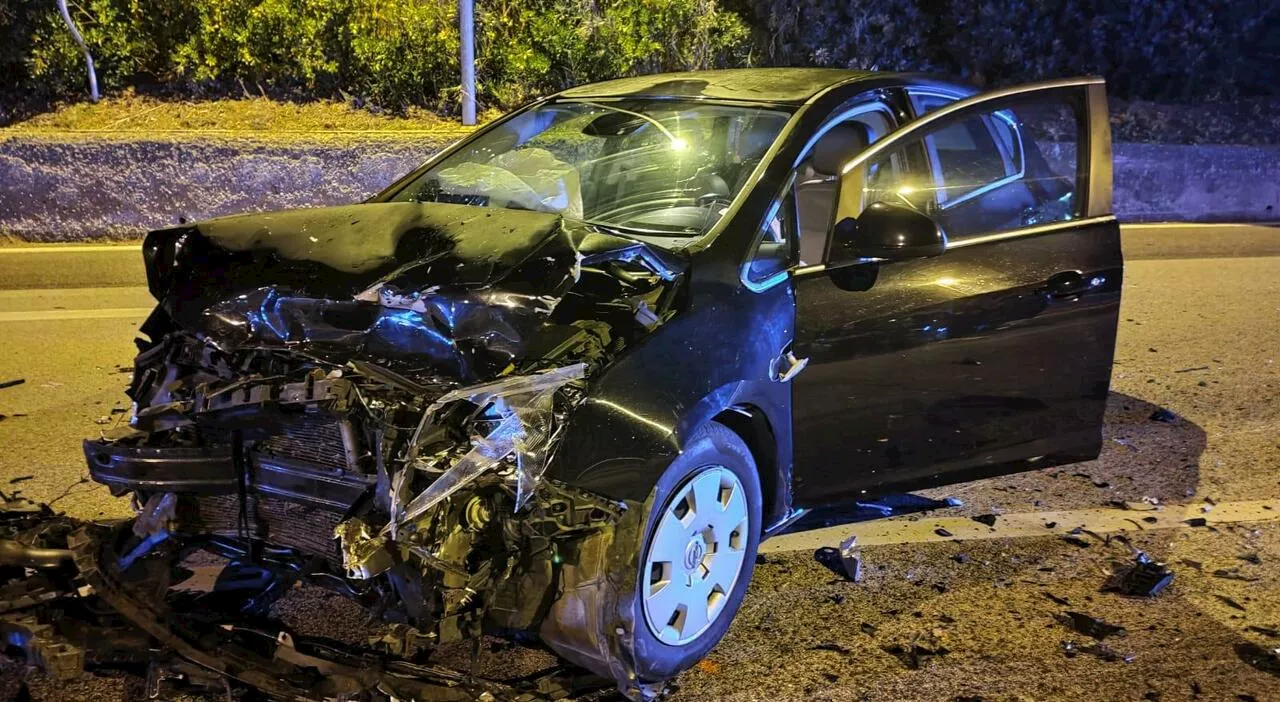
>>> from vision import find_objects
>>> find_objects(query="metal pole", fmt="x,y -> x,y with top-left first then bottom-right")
56,0 -> 99,102
459,0 -> 476,126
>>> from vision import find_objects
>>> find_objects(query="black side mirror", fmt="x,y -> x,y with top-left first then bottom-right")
827,202 -> 947,268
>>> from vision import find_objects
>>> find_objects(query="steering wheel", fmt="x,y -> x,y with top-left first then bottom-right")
695,191 -> 733,209
693,171 -> 732,209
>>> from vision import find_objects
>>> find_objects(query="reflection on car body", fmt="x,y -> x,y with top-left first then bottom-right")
6,68 -> 1121,701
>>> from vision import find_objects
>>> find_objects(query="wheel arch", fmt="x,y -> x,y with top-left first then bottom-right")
712,404 -> 789,530
553,379 -> 792,526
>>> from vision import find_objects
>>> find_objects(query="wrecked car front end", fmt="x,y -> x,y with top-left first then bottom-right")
71,201 -> 688,699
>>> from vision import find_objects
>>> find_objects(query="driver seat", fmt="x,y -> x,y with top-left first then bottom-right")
796,122 -> 871,265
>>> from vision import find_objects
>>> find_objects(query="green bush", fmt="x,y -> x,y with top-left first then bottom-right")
10,0 -> 751,112
477,0 -> 751,106
16,0 -> 198,102
346,0 -> 459,109
4,0 -> 1274,115
171,0 -> 347,91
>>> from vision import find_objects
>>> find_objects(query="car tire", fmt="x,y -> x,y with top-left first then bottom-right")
628,420 -> 762,682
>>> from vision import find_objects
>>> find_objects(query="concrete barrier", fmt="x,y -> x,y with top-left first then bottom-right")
1113,143 -> 1279,223
1,135 -> 1276,241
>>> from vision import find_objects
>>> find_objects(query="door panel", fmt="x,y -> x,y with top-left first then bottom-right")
791,219 -> 1121,503
789,78 -> 1121,506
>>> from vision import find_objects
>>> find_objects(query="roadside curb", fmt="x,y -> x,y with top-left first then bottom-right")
762,499 -> 1280,553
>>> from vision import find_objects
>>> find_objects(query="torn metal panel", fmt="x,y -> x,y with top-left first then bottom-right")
397,363 -> 588,527
132,492 -> 177,538
1102,552 -> 1175,597
335,518 -> 394,580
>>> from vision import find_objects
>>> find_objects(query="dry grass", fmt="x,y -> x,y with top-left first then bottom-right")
7,93 -> 1278,146
4,94 -> 497,137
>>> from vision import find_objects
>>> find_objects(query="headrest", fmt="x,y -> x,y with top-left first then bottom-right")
735,124 -> 778,162
809,122 -> 871,176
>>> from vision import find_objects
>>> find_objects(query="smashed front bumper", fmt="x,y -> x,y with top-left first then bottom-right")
49,363 -> 644,700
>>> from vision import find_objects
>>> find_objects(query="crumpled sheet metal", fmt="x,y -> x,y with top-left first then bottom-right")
131,493 -> 178,539
201,287 -> 543,381
197,229 -> 583,382
392,363 -> 587,534
335,518 -> 396,580
153,203 -> 590,383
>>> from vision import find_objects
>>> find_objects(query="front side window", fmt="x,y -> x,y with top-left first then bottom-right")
386,100 -> 792,246
926,116 -> 1014,202
911,91 -> 1025,207
868,92 -> 1084,237
743,181 -> 797,286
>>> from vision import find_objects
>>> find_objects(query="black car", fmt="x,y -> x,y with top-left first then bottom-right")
79,68 -> 1121,700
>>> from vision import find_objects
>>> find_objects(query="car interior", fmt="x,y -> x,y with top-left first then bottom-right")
794,109 -> 894,265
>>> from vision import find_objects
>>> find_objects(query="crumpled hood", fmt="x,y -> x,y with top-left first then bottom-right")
142,202 -> 685,382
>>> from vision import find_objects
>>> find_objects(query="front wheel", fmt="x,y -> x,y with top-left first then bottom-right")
630,421 -> 762,681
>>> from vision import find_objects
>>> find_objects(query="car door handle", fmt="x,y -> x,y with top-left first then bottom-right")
1040,270 -> 1087,298
772,349 -> 809,383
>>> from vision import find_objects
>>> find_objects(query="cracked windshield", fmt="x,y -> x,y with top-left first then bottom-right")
389,100 -> 793,241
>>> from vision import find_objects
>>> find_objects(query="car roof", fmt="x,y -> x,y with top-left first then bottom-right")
556,68 -> 900,104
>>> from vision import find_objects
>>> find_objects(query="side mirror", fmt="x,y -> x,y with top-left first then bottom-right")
827,202 -> 947,268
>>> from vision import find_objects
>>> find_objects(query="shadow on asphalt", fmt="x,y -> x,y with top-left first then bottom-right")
1096,391 -> 1207,505
785,391 -> 1208,533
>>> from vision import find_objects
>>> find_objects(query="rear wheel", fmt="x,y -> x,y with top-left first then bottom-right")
630,421 -> 762,680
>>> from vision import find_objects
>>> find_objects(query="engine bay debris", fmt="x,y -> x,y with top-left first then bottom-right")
29,202 -> 692,700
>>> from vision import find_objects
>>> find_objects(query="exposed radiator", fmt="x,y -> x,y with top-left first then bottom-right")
185,493 -> 342,565
257,415 -> 355,470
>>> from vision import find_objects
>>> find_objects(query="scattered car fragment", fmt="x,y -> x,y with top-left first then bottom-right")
813,534 -> 863,582
883,638 -> 950,669
1061,639 -> 1134,664
10,68 -> 1121,699
1103,552 -> 1175,597
1055,611 -> 1126,640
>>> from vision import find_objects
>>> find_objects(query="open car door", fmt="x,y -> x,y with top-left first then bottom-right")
790,77 -> 1122,505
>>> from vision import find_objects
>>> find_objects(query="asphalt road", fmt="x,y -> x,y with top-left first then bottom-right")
1,223 -> 1279,701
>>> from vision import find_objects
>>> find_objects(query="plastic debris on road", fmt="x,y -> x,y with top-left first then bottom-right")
1103,552 -> 1174,597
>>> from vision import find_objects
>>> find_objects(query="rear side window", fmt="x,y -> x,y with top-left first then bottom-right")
793,103 -> 896,265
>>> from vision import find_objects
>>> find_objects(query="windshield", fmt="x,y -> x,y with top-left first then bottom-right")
387,100 -> 792,240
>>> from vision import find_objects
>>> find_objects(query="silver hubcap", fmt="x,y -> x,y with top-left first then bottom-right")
642,466 -> 749,645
